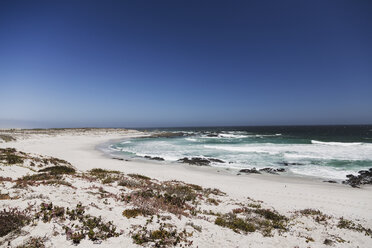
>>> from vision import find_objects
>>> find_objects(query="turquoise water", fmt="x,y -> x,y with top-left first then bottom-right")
108,125 -> 372,180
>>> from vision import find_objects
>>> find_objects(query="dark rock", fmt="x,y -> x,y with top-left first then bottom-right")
112,157 -> 124,161
208,158 -> 225,163
342,168 -> 372,188
323,180 -> 337,183
278,162 -> 304,166
206,134 -> 219,137
144,156 -> 165,161
239,168 -> 261,174
259,167 -> 286,174
177,157 -> 211,166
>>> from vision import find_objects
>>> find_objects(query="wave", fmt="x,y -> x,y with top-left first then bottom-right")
218,134 -> 247,138
311,140 -> 364,146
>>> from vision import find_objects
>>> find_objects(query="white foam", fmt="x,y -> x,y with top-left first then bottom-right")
311,140 -> 364,146
218,134 -> 247,138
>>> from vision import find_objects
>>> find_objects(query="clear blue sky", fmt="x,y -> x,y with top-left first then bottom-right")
1,0 -> 371,128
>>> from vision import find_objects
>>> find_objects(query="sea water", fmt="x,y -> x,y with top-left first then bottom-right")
107,125 -> 372,180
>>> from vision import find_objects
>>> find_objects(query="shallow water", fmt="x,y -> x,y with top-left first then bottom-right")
108,125 -> 372,180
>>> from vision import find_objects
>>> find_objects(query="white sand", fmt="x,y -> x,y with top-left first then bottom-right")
1,129 -> 372,247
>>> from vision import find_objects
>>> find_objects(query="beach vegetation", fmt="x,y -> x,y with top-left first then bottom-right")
337,217 -> 372,237
128,173 -> 151,180
122,208 -> 152,218
0,208 -> 30,237
35,202 -> 119,244
207,198 -> 219,205
0,193 -> 11,200
216,207 -> 287,236
0,148 -> 24,165
215,214 -> 256,233
298,208 -> 330,224
16,237 -> 46,248
131,222 -> 192,247
0,134 -> 16,142
38,165 -> 75,175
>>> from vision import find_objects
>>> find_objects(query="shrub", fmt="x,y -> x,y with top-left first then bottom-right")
39,166 -> 76,175
16,237 -> 45,248
122,208 -> 152,218
215,214 -> 256,233
0,208 -> 30,237
131,223 -> 191,247
128,174 -> 151,180
337,217 -> 372,237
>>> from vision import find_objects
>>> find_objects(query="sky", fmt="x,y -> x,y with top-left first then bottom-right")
0,0 -> 371,128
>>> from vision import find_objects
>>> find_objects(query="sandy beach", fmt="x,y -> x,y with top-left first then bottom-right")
1,129 -> 372,247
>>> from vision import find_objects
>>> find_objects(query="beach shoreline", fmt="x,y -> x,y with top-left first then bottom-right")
1,128 -> 372,247
2,129 -> 371,220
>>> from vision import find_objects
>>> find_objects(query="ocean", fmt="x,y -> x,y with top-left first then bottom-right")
106,125 -> 372,180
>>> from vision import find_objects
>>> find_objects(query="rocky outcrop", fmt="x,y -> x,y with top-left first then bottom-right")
342,168 -> 372,188
259,168 -> 286,174
239,167 -> 286,175
144,156 -> 165,161
177,157 -> 225,166
208,158 -> 225,163
177,157 -> 210,166
239,168 -> 261,174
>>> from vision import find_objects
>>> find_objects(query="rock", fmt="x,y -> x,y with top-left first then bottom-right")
323,180 -> 337,183
208,158 -> 225,163
278,162 -> 304,166
177,157 -> 211,166
206,134 -> 219,137
342,168 -> 372,188
112,157 -> 124,161
259,168 -> 286,174
144,156 -> 165,161
239,168 -> 261,174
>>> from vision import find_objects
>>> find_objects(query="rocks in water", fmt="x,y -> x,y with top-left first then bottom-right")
239,168 -> 261,174
259,168 -> 286,174
177,157 -> 224,166
323,180 -> 337,184
342,168 -> 372,188
278,162 -> 304,166
208,158 -> 225,163
144,156 -> 165,161
206,133 -> 219,137
239,167 -> 286,175
177,157 -> 211,166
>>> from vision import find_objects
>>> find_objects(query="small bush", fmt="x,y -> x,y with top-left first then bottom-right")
39,166 -> 76,175
16,237 -> 45,248
128,174 -> 151,180
131,223 -> 191,247
337,217 -> 372,237
215,214 -> 256,233
0,208 -> 30,237
123,208 -> 152,218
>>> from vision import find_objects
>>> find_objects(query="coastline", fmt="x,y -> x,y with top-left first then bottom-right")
1,128 -> 372,247
2,129 -> 371,221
